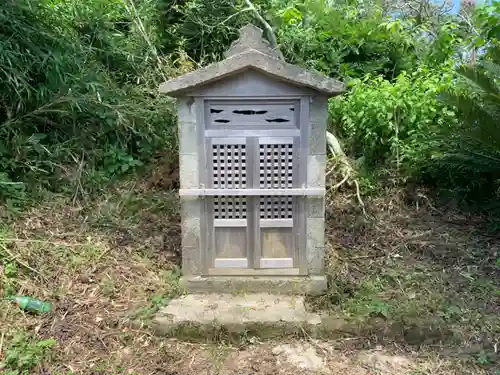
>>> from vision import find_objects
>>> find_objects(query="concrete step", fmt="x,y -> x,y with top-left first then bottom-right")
153,293 -> 456,344
153,293 -> 328,340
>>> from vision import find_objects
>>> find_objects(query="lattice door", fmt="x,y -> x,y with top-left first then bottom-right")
258,138 -> 295,269
210,138 -> 249,269
205,103 -> 300,274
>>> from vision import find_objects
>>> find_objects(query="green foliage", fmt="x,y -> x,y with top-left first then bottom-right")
0,333 -> 56,375
0,0 -> 500,215
0,0 -> 176,206
129,267 -> 182,322
156,0 -> 271,64
276,0 -> 417,79
420,21 -> 465,67
427,45 -> 500,206
471,1 -> 500,58
330,66 -> 458,172
0,261 -> 18,296
0,232 -> 19,295
0,174 -> 26,213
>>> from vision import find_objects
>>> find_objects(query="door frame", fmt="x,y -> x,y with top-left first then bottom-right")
200,98 -> 309,276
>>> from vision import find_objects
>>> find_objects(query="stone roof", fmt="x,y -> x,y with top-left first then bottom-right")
158,24 -> 344,97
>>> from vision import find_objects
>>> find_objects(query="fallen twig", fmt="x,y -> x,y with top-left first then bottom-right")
353,179 -> 366,216
0,331 -> 4,357
0,238 -> 84,248
0,243 -> 46,280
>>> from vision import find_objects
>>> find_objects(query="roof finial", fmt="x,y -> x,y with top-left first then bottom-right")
224,24 -> 283,59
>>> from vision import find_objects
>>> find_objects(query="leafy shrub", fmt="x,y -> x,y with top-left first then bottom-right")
0,0 -> 177,204
276,0 -> 417,80
0,174 -> 26,211
1,0 -> 499,216
330,66 -> 458,174
0,333 -> 56,375
427,46 -> 500,207
156,0 -> 270,64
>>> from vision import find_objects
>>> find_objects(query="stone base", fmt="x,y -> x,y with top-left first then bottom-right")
179,276 -> 327,295
152,293 -> 456,344
153,293 -> 322,339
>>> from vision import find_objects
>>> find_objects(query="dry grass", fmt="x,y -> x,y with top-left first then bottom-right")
314,186 -> 499,372
0,181 -> 498,374
0,182 -> 183,374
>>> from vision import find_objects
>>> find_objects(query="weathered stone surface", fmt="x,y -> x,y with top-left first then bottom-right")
225,24 -> 283,60
181,247 -> 202,276
307,197 -> 324,218
153,294 -> 424,342
307,218 -> 325,249
159,50 -> 343,97
179,154 -> 199,189
153,293 -> 322,338
181,216 -> 200,249
177,96 -> 196,121
181,197 -> 200,218
309,96 -> 328,155
179,185 -> 202,276
179,276 -> 327,295
309,96 -> 329,124
272,344 -> 325,371
308,122 -> 327,155
165,23 -> 335,292
180,209 -> 202,276
306,218 -> 325,275
181,197 -> 201,220
178,120 -> 197,155
189,69 -> 315,97
307,247 -> 325,275
307,154 -> 326,188
159,25 -> 343,97
177,97 -> 198,154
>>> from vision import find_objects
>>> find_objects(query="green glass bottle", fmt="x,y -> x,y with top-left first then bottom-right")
7,296 -> 52,313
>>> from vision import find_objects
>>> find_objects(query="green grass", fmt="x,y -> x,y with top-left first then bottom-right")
0,332 -> 56,375
306,188 -> 499,373
0,181 -> 184,373
0,184 -> 498,374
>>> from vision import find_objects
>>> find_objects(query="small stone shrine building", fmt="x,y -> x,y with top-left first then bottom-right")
159,24 -> 343,294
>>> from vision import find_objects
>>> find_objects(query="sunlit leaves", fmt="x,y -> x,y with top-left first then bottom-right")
279,6 -> 302,24
330,67 -> 457,171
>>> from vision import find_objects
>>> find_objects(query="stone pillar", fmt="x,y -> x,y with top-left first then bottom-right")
178,97 -> 202,277
306,96 -> 328,276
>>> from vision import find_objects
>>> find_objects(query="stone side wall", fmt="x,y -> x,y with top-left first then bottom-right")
178,94 -> 328,281
306,96 -> 328,276
178,97 -> 203,276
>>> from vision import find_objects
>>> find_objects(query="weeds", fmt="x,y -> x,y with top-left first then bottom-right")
0,182 -> 497,373
0,333 -> 56,374
0,0 -> 178,208
129,267 -> 182,323
0,1 -> 499,374
309,188 -> 499,371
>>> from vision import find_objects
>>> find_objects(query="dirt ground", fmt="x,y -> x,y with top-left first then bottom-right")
159,339 -> 473,375
0,180 -> 498,374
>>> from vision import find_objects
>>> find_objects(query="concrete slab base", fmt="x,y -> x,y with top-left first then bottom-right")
179,276 -> 327,295
152,294 -> 455,343
153,293 -> 324,340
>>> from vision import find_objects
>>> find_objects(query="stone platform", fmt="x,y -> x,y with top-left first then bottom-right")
179,276 -> 327,295
153,293 -> 328,340
152,293 -> 453,344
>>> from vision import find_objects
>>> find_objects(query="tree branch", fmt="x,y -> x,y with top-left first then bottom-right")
242,0 -> 279,52
219,7 -> 254,26
122,0 -> 167,81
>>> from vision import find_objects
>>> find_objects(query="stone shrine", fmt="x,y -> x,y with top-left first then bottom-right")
159,24 -> 343,294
